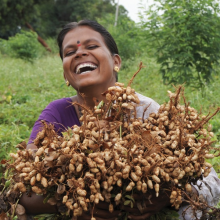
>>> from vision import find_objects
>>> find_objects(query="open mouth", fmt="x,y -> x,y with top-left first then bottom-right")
75,63 -> 98,74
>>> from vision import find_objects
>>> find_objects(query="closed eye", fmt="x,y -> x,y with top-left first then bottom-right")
87,45 -> 98,50
65,50 -> 76,56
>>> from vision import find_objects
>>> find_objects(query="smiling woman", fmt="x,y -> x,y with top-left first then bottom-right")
20,20 -> 220,220
23,20 -> 161,219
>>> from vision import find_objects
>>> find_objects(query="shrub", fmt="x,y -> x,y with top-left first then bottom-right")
7,30 -> 41,62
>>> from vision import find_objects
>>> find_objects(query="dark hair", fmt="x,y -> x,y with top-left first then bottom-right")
57,20 -> 119,60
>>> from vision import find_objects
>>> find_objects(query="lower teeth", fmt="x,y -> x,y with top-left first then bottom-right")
81,70 -> 92,74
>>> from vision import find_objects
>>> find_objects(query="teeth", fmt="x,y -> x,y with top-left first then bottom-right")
76,63 -> 97,74
81,70 -> 91,74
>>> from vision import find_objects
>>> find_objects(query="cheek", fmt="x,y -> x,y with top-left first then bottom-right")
62,58 -> 70,71
100,54 -> 114,69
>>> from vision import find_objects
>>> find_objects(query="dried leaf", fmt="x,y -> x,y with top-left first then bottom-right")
88,144 -> 100,150
57,184 -> 66,194
96,120 -> 110,129
47,197 -> 57,206
67,179 -> 74,188
102,142 -> 111,149
0,212 -> 8,220
0,160 -> 7,165
44,151 -> 59,161
142,131 -> 153,143
16,141 -> 26,150
15,204 -> 25,215
147,145 -> 161,156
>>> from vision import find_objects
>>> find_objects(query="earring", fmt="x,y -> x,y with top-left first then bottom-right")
114,66 -> 119,72
66,80 -> 70,87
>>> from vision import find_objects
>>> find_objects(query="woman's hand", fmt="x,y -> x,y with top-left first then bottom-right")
81,189 -> 170,220
26,143 -> 38,151
121,189 -> 171,220
80,201 -> 120,220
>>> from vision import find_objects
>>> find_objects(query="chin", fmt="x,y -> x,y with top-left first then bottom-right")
77,81 -> 110,93
75,81 -> 100,91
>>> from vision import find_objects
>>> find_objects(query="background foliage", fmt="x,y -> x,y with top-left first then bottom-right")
139,0 -> 220,88
0,0 -> 44,38
7,30 -> 42,62
0,0 -> 126,39
98,14 -> 142,60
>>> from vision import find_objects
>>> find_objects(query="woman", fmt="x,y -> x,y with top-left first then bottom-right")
22,20 -> 220,219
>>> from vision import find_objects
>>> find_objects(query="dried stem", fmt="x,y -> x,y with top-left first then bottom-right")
128,62 -> 145,87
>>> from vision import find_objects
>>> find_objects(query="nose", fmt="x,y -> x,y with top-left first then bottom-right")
75,47 -> 88,59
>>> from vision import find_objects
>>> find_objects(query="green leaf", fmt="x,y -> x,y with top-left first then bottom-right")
43,193 -> 51,204
125,195 -> 134,202
97,100 -> 104,109
124,200 -> 131,206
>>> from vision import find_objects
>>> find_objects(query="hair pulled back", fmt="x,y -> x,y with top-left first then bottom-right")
57,20 -> 119,60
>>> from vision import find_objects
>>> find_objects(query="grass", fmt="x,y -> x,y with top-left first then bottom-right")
0,54 -> 74,159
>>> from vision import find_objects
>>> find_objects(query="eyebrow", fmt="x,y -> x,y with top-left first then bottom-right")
63,38 -> 100,52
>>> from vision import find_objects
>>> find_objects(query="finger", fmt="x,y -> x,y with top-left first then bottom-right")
121,204 -> 156,215
93,209 -> 120,218
75,212 -> 91,220
132,193 -> 151,200
94,210 -> 121,218
94,201 -> 111,210
120,205 -> 140,214
81,211 -> 120,220
92,207 -> 120,218
128,212 -> 154,220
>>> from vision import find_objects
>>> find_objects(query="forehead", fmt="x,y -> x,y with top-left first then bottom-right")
62,26 -> 105,47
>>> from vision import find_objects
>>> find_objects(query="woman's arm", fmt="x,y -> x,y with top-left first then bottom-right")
26,143 -> 38,150
19,193 -> 58,215
20,194 -> 121,220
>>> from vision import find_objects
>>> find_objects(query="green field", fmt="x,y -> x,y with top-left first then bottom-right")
0,52 -> 220,171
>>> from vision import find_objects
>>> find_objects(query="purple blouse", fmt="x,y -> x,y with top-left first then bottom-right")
28,98 -> 81,144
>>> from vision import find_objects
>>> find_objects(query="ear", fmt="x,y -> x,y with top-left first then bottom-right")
113,54 -> 122,70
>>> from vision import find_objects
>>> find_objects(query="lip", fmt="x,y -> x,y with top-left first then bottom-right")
74,61 -> 98,74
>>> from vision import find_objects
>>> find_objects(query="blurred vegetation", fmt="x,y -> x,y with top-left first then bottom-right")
139,0 -> 220,88
0,0 -> 126,39
0,0 -> 43,39
97,14 -> 143,60
6,30 -> 41,62
0,0 -> 219,195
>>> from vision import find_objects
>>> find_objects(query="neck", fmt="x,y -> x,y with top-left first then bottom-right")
75,83 -> 115,110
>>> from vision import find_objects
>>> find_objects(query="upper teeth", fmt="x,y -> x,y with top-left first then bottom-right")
76,63 -> 97,74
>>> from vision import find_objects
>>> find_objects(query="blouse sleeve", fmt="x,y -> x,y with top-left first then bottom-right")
178,168 -> 220,219
28,102 -> 63,144
28,98 -> 80,144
